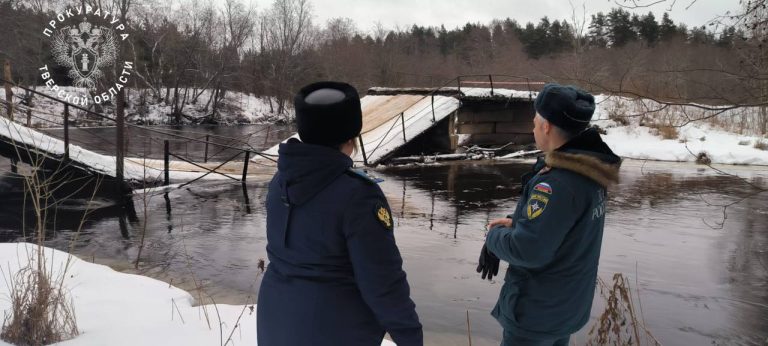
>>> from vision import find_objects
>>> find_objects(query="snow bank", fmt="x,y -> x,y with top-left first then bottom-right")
592,95 -> 768,166
596,122 -> 768,165
9,86 -> 288,128
0,243 -> 397,346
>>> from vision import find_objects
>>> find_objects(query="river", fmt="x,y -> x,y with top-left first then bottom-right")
0,125 -> 766,345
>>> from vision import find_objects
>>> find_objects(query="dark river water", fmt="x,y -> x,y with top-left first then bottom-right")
0,125 -> 767,346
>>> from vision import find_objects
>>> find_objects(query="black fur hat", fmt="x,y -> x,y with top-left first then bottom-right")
294,81 -> 362,147
534,83 -> 595,133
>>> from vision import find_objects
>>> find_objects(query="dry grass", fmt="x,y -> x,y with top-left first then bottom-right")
656,125 -> 679,140
754,140 -> 768,151
587,273 -> 660,346
0,146 -> 100,345
1,263 -> 79,345
607,101 -> 630,126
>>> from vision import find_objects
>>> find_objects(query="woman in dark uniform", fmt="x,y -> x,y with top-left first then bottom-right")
257,81 -> 423,346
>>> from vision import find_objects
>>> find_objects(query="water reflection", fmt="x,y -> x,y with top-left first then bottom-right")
0,143 -> 767,345
0,166 -> 135,242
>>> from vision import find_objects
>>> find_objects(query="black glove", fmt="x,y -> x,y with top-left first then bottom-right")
476,244 -> 500,281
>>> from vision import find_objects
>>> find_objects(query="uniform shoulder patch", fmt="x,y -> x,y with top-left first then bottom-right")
347,168 -> 384,184
526,193 -> 549,220
533,182 -> 553,195
374,203 -> 393,231
527,180 -> 553,220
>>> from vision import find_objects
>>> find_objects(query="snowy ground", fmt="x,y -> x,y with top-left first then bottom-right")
493,91 -> 768,166
592,95 -> 768,166
0,243 -> 396,346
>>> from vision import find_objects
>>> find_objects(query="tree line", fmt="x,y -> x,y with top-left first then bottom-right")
0,0 -> 765,132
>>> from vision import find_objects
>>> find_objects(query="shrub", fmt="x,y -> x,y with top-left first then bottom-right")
657,126 -> 679,140
606,100 -> 630,126
754,140 -> 768,151
695,151 -> 712,165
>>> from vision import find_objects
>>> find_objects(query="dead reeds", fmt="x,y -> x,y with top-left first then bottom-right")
587,273 -> 660,346
1,260 -> 79,345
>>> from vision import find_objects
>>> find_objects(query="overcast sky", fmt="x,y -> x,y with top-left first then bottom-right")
247,0 -> 739,34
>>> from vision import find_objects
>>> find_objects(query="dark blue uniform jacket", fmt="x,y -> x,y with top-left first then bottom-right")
257,138 -> 422,346
485,128 -> 621,339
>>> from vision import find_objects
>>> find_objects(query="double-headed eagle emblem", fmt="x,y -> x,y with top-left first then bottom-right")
51,19 -> 117,88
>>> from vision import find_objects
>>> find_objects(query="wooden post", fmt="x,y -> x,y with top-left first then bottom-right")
489,75 -> 494,97
115,89 -> 125,185
400,112 -> 407,142
241,151 -> 250,182
26,108 -> 31,127
4,60 -> 13,121
203,134 -> 210,163
358,135 -> 368,166
431,94 -> 436,122
164,140 -> 170,186
63,104 -> 70,160
449,110 -> 458,151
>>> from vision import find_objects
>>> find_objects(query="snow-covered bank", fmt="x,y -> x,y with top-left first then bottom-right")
8,86 -> 288,128
494,91 -> 768,166
0,243 -> 396,346
598,122 -> 768,165
592,95 -> 768,166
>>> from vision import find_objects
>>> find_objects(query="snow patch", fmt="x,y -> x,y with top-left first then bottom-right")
0,243 -> 397,346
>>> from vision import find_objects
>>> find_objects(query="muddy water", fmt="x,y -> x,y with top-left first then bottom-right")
0,125 -> 767,346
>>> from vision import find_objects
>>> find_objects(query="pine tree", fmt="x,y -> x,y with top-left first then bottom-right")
659,12 -> 679,42
638,12 -> 660,46
588,12 -> 609,48
607,8 -> 636,47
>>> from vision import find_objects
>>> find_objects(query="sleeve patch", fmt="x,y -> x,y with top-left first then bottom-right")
533,182 -> 553,195
526,193 -> 550,220
374,204 -> 393,231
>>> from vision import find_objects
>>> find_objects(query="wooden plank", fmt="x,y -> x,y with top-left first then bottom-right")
360,95 -> 425,133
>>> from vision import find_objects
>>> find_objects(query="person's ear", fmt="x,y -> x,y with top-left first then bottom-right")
542,119 -> 551,135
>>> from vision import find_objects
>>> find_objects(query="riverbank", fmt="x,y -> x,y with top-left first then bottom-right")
11,85 -> 768,166
595,120 -> 768,166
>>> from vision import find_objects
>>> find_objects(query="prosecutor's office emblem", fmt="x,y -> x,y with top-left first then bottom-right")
40,6 -> 132,106
51,19 -> 117,88
375,204 -> 393,231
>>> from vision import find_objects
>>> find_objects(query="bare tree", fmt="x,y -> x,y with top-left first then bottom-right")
260,0 -> 315,114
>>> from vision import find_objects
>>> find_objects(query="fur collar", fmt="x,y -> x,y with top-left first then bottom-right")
545,151 -> 621,188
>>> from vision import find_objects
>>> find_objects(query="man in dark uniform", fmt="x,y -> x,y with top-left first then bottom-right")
257,81 -> 422,346
476,83 -> 622,346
